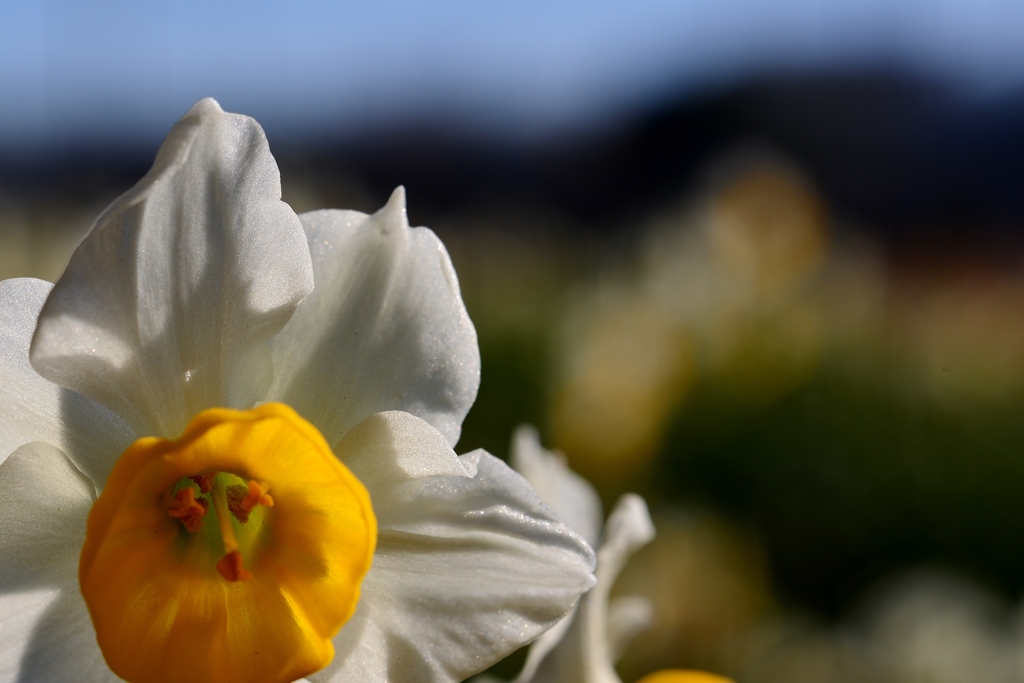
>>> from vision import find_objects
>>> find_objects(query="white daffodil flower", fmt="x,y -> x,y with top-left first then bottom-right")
0,99 -> 596,683
503,427 -> 733,683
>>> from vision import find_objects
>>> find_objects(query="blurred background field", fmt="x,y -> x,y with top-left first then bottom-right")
5,2 -> 1024,681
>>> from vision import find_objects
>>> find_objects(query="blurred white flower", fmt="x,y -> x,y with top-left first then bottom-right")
505,425 -> 655,683
858,571 -> 1020,683
499,426 -> 736,683
0,99 -> 595,683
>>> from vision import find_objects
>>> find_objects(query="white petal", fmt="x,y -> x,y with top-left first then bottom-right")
510,424 -> 603,547
0,442 -> 114,682
0,441 -> 94,591
0,279 -> 134,486
312,411 -> 596,683
605,596 -> 654,663
31,98 -> 313,438
335,410 -> 475,502
529,495 -> 655,683
268,188 -> 480,448
0,587 -> 61,683
597,494 -> 656,586
512,608 -> 578,683
508,427 -> 604,683
0,581 -> 120,683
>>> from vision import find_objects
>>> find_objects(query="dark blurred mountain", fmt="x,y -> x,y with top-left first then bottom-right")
286,69 -> 1024,241
4,69 -> 1024,240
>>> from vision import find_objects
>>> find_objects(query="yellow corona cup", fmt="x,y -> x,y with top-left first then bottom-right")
79,403 -> 376,683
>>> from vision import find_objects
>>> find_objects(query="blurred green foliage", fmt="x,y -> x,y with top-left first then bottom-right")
459,333 -> 549,460
660,366 -> 1024,617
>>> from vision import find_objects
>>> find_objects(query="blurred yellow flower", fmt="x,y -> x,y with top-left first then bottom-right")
636,670 -> 734,683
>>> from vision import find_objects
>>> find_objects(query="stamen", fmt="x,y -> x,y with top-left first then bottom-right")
226,480 -> 274,523
167,487 -> 208,533
209,474 -> 255,582
188,471 -> 217,493
216,550 -> 252,582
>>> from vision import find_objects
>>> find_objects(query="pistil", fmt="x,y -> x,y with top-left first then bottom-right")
206,474 -> 255,582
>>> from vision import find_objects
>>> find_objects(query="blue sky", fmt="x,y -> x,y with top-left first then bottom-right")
2,0 -> 1024,154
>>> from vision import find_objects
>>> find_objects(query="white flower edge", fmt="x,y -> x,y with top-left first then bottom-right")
30,98 -> 314,441
0,440 -> 116,683
315,412 -> 596,682
268,192 -> 481,450
0,277 -> 133,487
510,425 -> 603,547
507,427 -> 656,683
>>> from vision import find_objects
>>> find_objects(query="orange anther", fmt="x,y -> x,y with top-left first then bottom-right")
226,480 -> 274,524
216,550 -> 252,582
188,471 -> 217,493
167,487 -> 208,533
